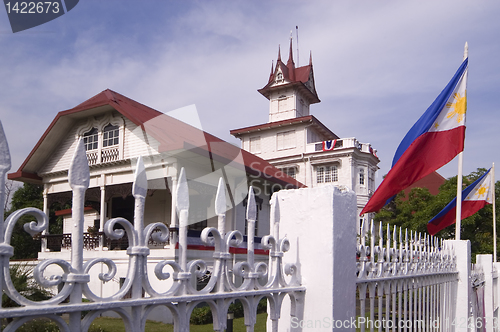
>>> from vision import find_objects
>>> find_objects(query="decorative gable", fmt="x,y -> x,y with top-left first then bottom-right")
76,113 -> 125,165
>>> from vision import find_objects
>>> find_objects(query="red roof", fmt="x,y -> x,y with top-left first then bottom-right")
55,206 -> 95,216
230,115 -> 339,141
259,41 -> 319,104
401,171 -> 446,200
9,89 -> 305,189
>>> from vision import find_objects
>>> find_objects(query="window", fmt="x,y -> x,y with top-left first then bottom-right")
280,167 -> 296,179
249,136 -> 261,153
316,165 -> 338,183
278,97 -> 287,112
83,128 -> 98,151
359,169 -> 365,185
276,72 -> 283,83
103,124 -> 119,147
77,115 -> 124,165
277,130 -> 296,150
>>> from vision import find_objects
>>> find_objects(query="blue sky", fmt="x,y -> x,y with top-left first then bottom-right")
1,1 -> 500,185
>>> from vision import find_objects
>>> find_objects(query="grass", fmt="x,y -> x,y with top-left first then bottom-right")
88,312 -> 268,332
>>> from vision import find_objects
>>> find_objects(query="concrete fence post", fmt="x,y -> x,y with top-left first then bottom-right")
269,185 -> 357,331
446,239 -> 471,332
477,254 -> 493,332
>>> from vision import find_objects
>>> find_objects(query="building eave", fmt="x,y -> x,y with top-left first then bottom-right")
230,115 -> 338,140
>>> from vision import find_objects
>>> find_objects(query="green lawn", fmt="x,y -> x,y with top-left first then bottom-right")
89,313 -> 268,332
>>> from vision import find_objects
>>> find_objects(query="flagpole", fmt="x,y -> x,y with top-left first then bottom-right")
455,153 -> 464,240
455,42 -> 468,240
493,162 -> 497,262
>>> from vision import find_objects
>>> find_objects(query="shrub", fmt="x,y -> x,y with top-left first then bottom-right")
189,298 -> 267,325
190,305 -> 213,325
4,320 -> 109,332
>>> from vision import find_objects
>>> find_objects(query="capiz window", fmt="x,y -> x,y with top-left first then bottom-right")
277,130 -> 296,150
316,165 -> 338,183
280,167 -> 296,179
83,128 -> 98,151
103,124 -> 119,147
249,136 -> 261,153
359,169 -> 365,185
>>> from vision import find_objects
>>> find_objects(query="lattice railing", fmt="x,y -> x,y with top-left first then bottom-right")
101,146 -> 119,163
356,220 -> 458,331
0,122 -> 304,332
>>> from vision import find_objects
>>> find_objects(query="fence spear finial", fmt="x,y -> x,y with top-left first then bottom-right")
246,187 -> 257,222
68,138 -> 90,190
215,177 -> 227,236
0,121 -> 11,174
215,177 -> 226,216
176,167 -> 189,220
270,193 -> 280,240
393,225 -> 397,248
132,156 -> 147,199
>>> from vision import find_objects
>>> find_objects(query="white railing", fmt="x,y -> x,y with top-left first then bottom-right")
0,123 -> 304,332
305,137 -> 377,155
356,220 -> 458,331
101,146 -> 120,163
473,255 -> 500,332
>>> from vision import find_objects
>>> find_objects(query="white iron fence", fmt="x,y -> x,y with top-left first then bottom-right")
357,220 -> 458,331
0,124 -> 304,332
2,116 -> 500,332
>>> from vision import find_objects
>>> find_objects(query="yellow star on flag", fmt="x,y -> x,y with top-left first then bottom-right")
474,184 -> 488,198
446,91 -> 467,123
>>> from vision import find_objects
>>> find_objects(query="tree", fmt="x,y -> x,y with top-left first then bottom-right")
5,183 -> 43,259
375,168 -> 500,259
5,182 -> 66,259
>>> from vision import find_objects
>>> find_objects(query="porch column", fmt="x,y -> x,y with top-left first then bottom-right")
99,182 -> 106,250
41,188 -> 48,252
170,175 -> 178,245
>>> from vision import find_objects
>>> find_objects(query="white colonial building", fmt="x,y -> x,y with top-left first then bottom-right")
230,40 -> 380,220
8,89 -> 302,310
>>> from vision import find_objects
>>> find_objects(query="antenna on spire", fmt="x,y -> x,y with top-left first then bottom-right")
296,26 -> 299,67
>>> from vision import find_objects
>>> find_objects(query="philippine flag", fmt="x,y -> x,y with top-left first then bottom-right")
427,169 -> 493,235
361,58 -> 468,215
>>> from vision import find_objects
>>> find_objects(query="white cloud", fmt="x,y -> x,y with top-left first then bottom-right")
1,0 -> 500,183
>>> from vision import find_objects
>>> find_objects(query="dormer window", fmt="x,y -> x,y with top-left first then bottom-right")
103,124 -> 119,147
77,114 -> 125,166
276,72 -> 284,83
83,128 -> 98,151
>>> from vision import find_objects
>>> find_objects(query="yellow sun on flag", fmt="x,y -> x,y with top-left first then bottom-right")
446,91 -> 467,123
475,184 -> 488,198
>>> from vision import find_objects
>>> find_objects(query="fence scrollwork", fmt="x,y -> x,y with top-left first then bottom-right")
0,120 -> 304,332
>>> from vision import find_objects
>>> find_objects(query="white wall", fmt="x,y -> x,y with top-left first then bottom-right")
270,185 -> 357,331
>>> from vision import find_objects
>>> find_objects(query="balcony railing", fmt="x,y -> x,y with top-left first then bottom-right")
86,146 -> 120,165
39,228 -> 168,251
307,137 -> 377,156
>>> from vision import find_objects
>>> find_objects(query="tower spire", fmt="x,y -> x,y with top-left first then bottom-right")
309,51 -> 312,66
287,35 -> 295,81
287,35 -> 295,66
277,45 -> 281,62
269,60 -> 274,83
